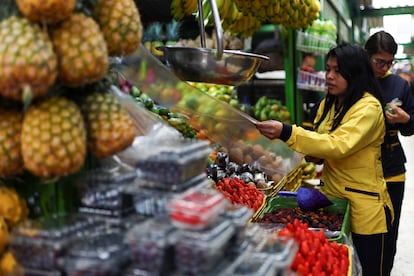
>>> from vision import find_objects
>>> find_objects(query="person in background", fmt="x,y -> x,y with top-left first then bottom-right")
300,52 -> 317,73
365,30 -> 414,275
256,43 -> 393,275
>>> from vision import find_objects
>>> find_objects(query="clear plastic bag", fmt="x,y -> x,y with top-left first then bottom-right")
115,45 -> 303,177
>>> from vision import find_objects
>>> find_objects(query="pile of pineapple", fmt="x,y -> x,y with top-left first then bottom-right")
0,0 -> 143,179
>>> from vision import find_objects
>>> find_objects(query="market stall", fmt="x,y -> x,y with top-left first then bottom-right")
0,0 -> 365,275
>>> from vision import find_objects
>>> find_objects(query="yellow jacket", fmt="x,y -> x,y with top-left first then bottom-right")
286,93 -> 393,234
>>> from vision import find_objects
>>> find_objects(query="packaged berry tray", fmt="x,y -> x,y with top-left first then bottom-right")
174,217 -> 235,274
134,138 -> 212,184
9,214 -> 101,271
62,231 -> 130,276
168,187 -> 228,230
125,218 -> 176,274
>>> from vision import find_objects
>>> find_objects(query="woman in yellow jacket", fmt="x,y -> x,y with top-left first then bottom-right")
256,43 -> 393,275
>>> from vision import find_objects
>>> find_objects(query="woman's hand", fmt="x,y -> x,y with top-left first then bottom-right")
255,120 -> 283,140
385,105 -> 411,124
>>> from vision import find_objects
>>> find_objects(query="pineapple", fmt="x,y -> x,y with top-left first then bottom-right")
0,108 -> 23,177
81,92 -> 136,158
49,13 -> 108,87
16,0 -> 76,24
165,20 -> 181,46
149,22 -> 164,56
21,96 -> 87,178
0,16 -> 58,102
142,23 -> 156,51
94,0 -> 143,57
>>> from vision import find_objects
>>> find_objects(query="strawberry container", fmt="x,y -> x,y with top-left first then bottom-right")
167,188 -> 228,230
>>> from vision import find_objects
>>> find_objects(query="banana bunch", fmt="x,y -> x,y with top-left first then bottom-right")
170,0 -> 198,21
230,0 -> 320,30
199,0 -> 261,38
270,0 -> 321,29
172,0 -> 321,37
226,12 -> 261,38
232,0 -> 275,22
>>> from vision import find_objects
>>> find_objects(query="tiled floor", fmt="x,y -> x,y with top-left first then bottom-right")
390,135 -> 414,276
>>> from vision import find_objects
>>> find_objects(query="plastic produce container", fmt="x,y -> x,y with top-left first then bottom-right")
78,183 -> 135,218
9,214 -> 100,270
62,231 -> 130,276
220,205 -> 253,231
168,187 -> 228,230
135,138 -> 212,184
124,218 -> 176,274
222,252 -> 284,276
174,217 -> 235,274
254,234 -> 298,275
133,176 -> 211,217
136,172 -> 208,192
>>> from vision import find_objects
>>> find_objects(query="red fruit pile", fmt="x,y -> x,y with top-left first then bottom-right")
215,177 -> 265,211
278,219 -> 350,276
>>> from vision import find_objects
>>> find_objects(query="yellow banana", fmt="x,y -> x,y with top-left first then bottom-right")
218,0 -> 230,20
184,0 -> 198,16
171,0 -> 185,20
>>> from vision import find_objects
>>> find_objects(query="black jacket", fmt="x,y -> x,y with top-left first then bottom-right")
379,73 -> 414,178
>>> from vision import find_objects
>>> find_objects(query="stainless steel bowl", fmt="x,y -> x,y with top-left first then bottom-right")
158,46 -> 269,86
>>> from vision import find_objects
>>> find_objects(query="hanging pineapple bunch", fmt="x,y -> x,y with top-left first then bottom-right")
49,12 -> 109,87
0,108 -> 24,177
0,0 -> 142,179
94,0 -> 143,57
80,91 -> 137,159
0,15 -> 58,102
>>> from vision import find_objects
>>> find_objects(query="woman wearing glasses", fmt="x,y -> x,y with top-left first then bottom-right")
256,43 -> 393,275
365,31 -> 414,275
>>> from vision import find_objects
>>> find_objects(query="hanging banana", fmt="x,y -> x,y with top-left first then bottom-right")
171,0 -> 198,20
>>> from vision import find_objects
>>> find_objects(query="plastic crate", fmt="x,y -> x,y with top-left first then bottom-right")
253,197 -> 350,244
296,31 -> 336,55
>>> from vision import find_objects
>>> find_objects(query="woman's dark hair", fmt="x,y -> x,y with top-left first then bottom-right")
365,31 -> 398,57
314,43 -> 384,131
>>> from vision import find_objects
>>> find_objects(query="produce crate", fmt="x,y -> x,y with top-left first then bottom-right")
252,196 -> 351,244
266,164 -> 304,198
296,31 -> 336,55
251,194 -> 267,221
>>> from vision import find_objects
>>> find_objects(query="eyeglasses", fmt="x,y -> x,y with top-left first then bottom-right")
372,58 -> 396,68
